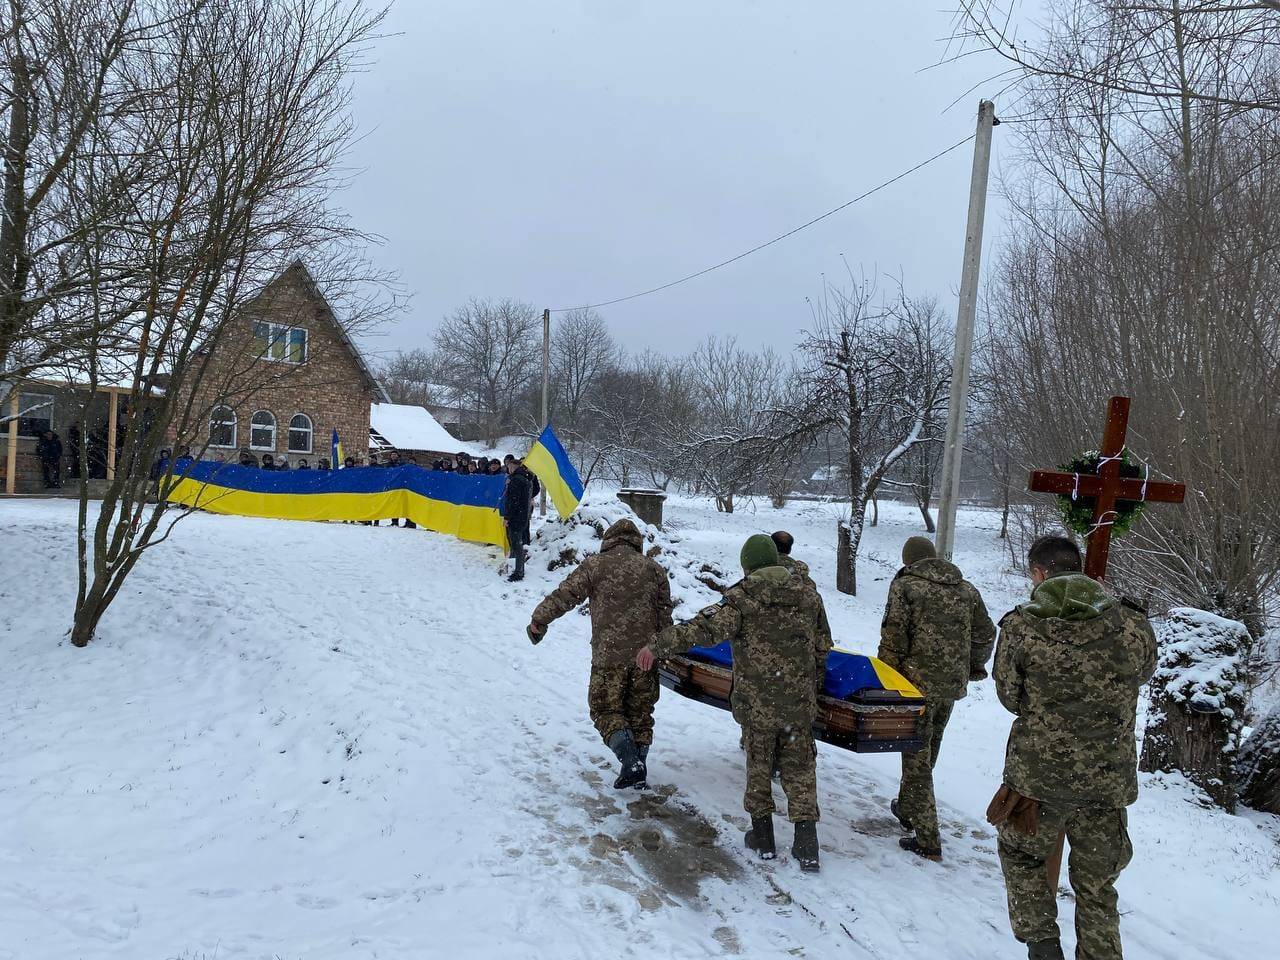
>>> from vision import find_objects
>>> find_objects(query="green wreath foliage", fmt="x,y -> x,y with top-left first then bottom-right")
1055,449 -> 1147,539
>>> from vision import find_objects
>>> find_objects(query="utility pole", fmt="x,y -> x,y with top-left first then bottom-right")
935,99 -> 996,560
539,307 -> 550,517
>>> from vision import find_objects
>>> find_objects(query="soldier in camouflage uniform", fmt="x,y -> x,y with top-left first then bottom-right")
527,518 -> 673,789
993,535 -> 1157,960
636,534 -> 832,871
878,535 -> 995,861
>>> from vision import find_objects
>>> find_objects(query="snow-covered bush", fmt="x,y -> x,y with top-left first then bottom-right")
1140,607 -> 1248,811
526,493 -> 730,615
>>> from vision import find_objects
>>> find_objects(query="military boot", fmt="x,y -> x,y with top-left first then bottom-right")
607,729 -> 647,789
791,820 -> 820,872
744,816 -> 776,860
890,798 -> 912,832
1026,940 -> 1065,960
898,836 -> 942,862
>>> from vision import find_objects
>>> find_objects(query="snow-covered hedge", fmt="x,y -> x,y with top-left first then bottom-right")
1141,607 -> 1249,811
525,493 -> 730,615
1151,607 -> 1249,724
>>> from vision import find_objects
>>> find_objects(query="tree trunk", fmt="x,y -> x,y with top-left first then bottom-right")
1237,704 -> 1280,814
870,495 -> 879,527
918,501 -> 935,533
1140,700 -> 1239,812
836,520 -> 856,595
70,578 -> 111,647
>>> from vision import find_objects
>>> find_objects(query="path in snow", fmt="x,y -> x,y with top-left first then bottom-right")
0,495 -> 1276,959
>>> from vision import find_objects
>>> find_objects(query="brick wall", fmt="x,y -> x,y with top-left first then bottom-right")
171,261 -> 378,467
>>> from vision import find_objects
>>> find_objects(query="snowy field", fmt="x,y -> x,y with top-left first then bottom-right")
1,493 -> 1276,959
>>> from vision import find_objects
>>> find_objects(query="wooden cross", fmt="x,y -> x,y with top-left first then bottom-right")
1027,396 -> 1186,581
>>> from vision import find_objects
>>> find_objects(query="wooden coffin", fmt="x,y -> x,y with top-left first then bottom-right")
658,654 -> 926,754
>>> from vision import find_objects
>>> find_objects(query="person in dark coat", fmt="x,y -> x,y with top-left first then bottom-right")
239,448 -> 256,467
260,453 -> 276,470
502,461 -> 537,581
297,458 -> 310,469
37,429 -> 63,488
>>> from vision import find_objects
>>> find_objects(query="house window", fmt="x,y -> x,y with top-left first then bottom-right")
288,413 -> 313,453
14,392 -> 54,438
250,410 -> 276,450
251,321 -> 308,363
209,405 -> 237,448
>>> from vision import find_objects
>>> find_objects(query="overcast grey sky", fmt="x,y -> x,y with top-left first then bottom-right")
340,1 -> 1014,361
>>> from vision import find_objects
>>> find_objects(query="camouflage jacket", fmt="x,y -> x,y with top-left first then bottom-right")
778,555 -> 816,590
531,519 -> 674,667
651,566 -> 833,728
877,558 -> 996,701
994,573 -> 1157,807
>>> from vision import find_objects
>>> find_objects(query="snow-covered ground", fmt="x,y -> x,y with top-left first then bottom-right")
1,493 -> 1276,959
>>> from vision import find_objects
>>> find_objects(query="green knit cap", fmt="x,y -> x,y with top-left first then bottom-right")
740,534 -> 780,573
902,535 -> 937,566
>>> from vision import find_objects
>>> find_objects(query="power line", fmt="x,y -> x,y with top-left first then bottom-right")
549,132 -> 978,313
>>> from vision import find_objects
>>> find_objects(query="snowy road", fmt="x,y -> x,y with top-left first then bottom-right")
0,495 -> 1275,958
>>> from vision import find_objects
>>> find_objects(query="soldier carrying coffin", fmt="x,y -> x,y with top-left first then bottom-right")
878,535 -> 995,861
527,518 -> 673,789
637,534 -> 832,871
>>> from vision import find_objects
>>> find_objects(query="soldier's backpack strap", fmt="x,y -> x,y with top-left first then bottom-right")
1119,596 -> 1148,615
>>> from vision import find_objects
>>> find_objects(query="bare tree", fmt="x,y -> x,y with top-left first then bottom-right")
38,0 -> 392,648
379,348 -> 446,406
0,1 -> 177,380
949,1 -> 1280,113
779,281 -> 952,594
672,336 -> 785,514
977,0 -> 1280,635
550,307 -> 615,444
433,297 -> 539,446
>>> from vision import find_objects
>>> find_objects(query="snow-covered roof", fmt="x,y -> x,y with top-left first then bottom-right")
370,402 -> 489,456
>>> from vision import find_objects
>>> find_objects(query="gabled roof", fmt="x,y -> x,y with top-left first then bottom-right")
261,260 -> 390,403
370,402 -> 490,456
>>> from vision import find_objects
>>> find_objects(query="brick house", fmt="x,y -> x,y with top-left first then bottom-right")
3,260 -> 385,493
172,259 -> 387,468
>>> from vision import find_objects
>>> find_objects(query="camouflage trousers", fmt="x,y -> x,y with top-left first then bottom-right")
588,664 -> 659,747
998,804 -> 1133,960
742,720 -> 819,822
897,698 -> 954,849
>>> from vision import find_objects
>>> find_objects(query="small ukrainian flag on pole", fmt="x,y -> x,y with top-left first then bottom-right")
523,424 -> 584,517
331,428 -> 343,469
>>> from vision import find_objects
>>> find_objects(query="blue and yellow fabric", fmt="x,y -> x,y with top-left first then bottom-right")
163,459 -> 509,548
523,425 -> 584,518
689,642 -> 922,700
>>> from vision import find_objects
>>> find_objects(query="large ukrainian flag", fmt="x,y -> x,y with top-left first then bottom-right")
522,425 -> 584,518
164,459 -> 509,548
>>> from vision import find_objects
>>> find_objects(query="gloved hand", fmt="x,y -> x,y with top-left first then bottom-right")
527,622 -> 545,645
986,783 -> 1039,835
969,667 -> 988,682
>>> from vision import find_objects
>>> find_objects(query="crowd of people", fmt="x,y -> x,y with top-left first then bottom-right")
220,444 -> 542,554
527,528 -> 1155,960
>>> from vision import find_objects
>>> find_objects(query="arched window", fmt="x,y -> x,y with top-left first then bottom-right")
288,413 -> 313,453
209,406 -> 237,448
250,410 -> 276,450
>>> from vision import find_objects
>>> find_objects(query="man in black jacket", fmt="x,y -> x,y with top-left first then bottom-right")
37,429 -> 62,488
502,461 -> 537,582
